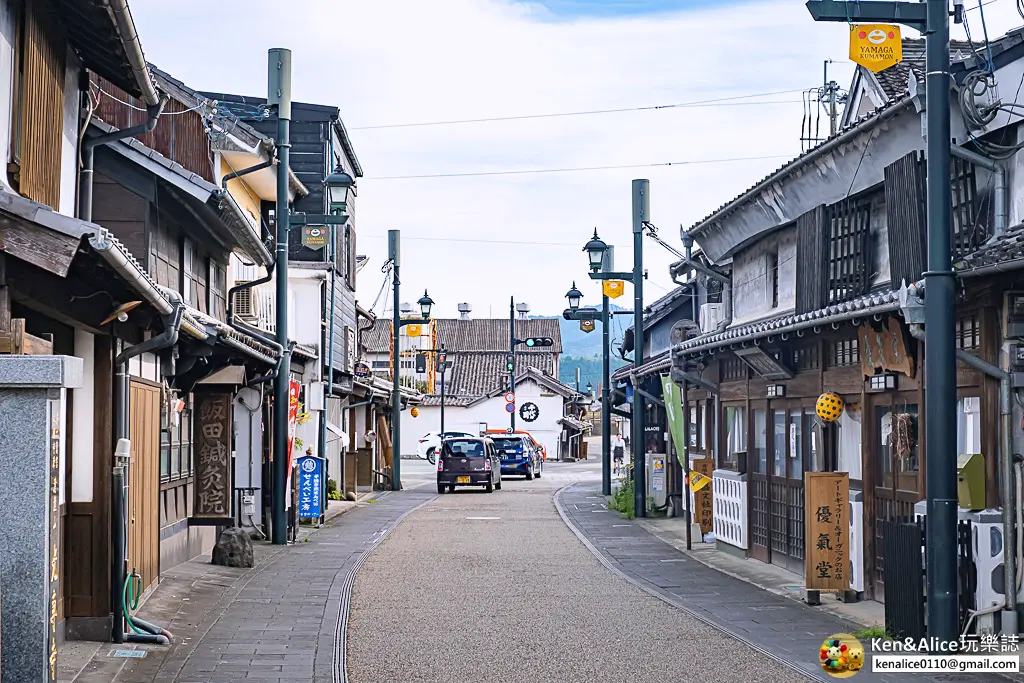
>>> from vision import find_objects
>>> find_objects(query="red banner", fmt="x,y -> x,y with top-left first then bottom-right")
287,380 -> 300,471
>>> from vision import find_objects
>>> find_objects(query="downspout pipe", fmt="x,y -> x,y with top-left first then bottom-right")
80,96 -> 167,222
111,302 -> 182,646
907,323 -> 1018,626
671,236 -> 731,332
222,160 -> 274,187
950,145 -> 1007,242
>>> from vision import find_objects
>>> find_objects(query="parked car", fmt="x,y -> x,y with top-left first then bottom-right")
484,429 -> 547,461
437,437 -> 502,494
418,430 -> 474,463
490,435 -> 543,480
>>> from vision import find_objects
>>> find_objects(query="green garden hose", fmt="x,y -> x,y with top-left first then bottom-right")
122,570 -> 146,635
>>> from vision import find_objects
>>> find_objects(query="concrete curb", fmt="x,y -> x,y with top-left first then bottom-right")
553,482 -> 820,682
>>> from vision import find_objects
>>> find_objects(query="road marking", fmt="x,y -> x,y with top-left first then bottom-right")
659,559 -> 687,563
465,516 -> 500,520
612,524 -> 630,527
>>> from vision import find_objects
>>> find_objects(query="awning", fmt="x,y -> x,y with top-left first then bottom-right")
327,421 -> 350,449
558,416 -> 590,432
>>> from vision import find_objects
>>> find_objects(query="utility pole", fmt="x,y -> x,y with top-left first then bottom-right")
391,230 -> 402,491
270,47 -> 292,546
826,60 -> 838,136
439,346 -> 446,435
805,0 -> 958,643
509,296 -> 516,431
631,179 -> 648,518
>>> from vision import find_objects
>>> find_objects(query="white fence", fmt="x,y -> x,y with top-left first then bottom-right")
713,469 -> 747,549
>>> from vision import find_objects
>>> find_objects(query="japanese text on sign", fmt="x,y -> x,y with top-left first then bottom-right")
194,391 -> 233,519
47,399 -> 60,682
297,456 -> 323,519
805,472 -> 849,591
693,458 -> 714,535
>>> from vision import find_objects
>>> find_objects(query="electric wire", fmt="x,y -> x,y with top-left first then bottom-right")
350,89 -> 807,130
365,154 -> 794,180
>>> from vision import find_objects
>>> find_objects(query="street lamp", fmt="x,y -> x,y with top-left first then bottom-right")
565,282 -> 583,312
586,382 -> 593,396
584,229 -> 609,273
417,290 -> 434,319
324,165 -> 355,214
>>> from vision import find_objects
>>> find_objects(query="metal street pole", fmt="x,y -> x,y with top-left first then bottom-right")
601,248 -> 612,496
270,48 -> 292,545
440,346 -> 446,435
390,230 -> 402,491
923,0 -> 958,644
804,0 -> 954,643
632,179 -> 648,519
509,296 -> 516,431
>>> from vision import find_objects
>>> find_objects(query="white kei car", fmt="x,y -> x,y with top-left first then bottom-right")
417,431 -> 474,463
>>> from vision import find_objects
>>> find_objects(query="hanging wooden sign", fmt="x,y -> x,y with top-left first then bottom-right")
692,458 -> 714,534
805,472 -> 850,591
192,389 -> 234,522
858,317 -> 914,379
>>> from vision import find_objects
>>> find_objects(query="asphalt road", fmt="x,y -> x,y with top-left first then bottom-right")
346,459 -> 807,683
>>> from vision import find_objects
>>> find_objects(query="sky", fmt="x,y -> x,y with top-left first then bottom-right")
129,0 -> 1024,319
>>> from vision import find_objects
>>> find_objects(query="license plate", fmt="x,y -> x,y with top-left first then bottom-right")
457,476 -> 470,484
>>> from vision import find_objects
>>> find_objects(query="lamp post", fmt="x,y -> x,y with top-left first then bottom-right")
583,179 -> 648,518
318,165 -> 355,518
389,231 -> 432,492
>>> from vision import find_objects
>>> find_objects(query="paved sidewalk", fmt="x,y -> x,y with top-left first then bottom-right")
61,489 -> 434,683
556,483 -> 1018,683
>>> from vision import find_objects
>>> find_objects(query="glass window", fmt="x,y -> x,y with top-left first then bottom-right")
160,403 -> 170,480
722,405 -> 746,470
789,409 -> 803,480
698,403 -> 706,451
837,407 -> 862,479
753,409 -> 767,474
181,401 -> 193,476
806,412 -> 825,473
772,410 -> 786,477
877,403 -> 920,492
689,406 -> 698,448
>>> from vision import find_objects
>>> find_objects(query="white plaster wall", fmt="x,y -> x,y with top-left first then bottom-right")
71,330 -> 94,502
287,277 -> 324,350
59,50 -> 79,216
233,386 -> 263,527
0,0 -> 14,189
730,226 -> 796,326
400,379 -> 567,457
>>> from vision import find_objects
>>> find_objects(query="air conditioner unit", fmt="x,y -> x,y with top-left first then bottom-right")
257,289 -> 275,332
699,303 -> 724,332
233,282 -> 257,322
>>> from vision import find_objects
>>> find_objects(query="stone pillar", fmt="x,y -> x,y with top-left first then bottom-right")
0,356 -> 83,682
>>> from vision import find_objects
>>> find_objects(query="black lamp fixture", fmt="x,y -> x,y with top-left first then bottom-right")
583,229 -> 608,273
417,289 -> 434,319
565,281 -> 583,312
324,165 -> 356,214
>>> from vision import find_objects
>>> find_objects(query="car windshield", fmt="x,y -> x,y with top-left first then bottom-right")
491,438 -> 525,452
443,440 -> 485,458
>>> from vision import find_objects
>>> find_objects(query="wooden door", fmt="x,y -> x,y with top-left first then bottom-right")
128,381 -> 161,594
870,394 -> 922,602
750,405 -> 771,562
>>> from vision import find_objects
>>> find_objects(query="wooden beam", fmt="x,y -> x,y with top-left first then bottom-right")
0,216 -> 80,277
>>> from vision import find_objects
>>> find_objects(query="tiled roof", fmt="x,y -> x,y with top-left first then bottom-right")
434,317 -> 562,354
611,350 -> 670,382
361,318 -> 392,354
419,396 -> 475,407
442,351 -> 556,398
558,416 -> 590,431
955,223 -> 1024,273
673,290 -> 901,357
871,39 -> 978,99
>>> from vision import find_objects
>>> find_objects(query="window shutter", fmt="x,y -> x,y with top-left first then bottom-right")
346,224 -> 357,290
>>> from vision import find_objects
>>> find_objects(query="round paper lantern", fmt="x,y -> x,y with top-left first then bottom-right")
816,392 -> 845,422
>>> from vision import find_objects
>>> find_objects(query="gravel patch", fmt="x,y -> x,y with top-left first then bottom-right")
347,487 -> 809,683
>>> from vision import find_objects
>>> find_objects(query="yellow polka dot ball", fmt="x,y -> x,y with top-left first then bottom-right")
816,392 -> 844,423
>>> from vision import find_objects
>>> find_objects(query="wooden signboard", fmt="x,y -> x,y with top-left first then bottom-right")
693,457 -> 714,535
192,390 -> 233,522
858,318 -> 914,378
805,472 -> 850,591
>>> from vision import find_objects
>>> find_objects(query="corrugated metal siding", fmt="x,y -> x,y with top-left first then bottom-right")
885,151 -> 926,288
17,0 -> 66,209
92,76 -> 214,183
794,206 -> 827,314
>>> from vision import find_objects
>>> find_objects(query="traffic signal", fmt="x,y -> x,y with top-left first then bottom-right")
523,337 -> 554,348
505,353 -> 514,372
415,353 -> 427,373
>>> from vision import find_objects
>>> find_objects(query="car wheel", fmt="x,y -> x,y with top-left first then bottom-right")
496,478 -> 502,490
437,483 -> 445,494
535,467 -> 541,479
525,468 -> 534,481
449,485 -> 457,493
486,476 -> 494,493
426,448 -> 436,465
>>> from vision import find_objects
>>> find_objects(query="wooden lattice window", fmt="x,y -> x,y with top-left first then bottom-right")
721,354 -> 748,381
825,198 -> 872,304
792,344 -> 820,371
956,312 -> 981,350
951,156 -> 986,260
828,339 -> 860,367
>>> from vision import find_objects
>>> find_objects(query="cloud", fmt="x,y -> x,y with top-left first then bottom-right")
128,0 -> 1022,318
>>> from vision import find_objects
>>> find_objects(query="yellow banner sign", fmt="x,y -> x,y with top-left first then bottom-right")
849,24 -> 902,73
689,470 -> 711,493
405,324 -> 421,338
603,280 -> 625,299
580,320 -> 595,333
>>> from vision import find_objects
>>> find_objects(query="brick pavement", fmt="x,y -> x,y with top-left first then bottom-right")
556,482 -> 1019,683
69,489 -> 434,683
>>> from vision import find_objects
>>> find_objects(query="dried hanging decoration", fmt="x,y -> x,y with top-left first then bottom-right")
891,413 -> 916,459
